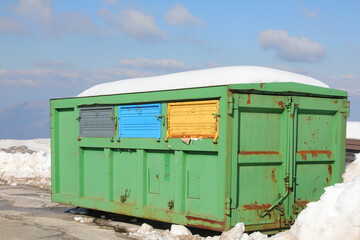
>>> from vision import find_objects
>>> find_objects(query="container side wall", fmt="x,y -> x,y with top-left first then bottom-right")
51,86 -> 229,231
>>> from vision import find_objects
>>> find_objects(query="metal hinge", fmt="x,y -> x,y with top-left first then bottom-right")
155,115 -> 166,126
339,100 -> 350,117
225,196 -> 232,216
228,95 -> 234,115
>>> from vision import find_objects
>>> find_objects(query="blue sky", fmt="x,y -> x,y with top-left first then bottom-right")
0,0 -> 359,119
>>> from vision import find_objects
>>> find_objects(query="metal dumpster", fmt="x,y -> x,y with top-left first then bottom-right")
51,79 -> 348,233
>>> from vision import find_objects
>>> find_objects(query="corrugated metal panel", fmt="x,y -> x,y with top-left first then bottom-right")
79,106 -> 114,137
119,103 -> 161,138
166,100 -> 219,139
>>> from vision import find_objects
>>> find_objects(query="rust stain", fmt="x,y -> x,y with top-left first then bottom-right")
295,200 -> 309,207
312,188 -> 317,194
185,216 -> 224,231
238,151 -> 279,155
328,165 -> 332,176
271,168 -> 277,183
326,177 -> 329,184
334,101 -> 338,104
277,101 -> 285,109
260,83 -> 265,88
243,204 -> 272,210
290,113 -> 294,119
247,94 -> 251,104
156,174 -> 158,179
297,150 -> 332,161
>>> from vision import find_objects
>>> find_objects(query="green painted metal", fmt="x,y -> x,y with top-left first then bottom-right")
51,82 -> 348,232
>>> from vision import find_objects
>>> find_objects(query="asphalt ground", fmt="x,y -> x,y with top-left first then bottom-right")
0,185 -> 220,240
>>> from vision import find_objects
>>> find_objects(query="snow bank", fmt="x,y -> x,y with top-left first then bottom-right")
347,121 -> 360,140
342,153 -> 360,183
77,66 -> 328,97
0,139 -> 50,189
267,153 -> 360,240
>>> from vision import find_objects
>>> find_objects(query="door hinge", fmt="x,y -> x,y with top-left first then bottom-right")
225,196 -> 232,216
339,100 -> 350,117
228,95 -> 234,115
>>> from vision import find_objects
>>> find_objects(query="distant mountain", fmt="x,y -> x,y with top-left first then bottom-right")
0,100 -> 49,139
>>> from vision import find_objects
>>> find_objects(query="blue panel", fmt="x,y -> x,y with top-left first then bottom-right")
118,103 -> 161,138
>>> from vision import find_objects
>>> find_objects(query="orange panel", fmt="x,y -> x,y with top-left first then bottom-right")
166,100 -> 219,139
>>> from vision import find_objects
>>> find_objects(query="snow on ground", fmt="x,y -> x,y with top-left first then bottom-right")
77,66 -> 328,97
0,139 -> 50,189
347,121 -> 360,140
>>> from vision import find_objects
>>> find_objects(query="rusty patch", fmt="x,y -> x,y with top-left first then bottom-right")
247,94 -> 251,104
277,101 -> 285,109
156,174 -> 158,179
328,165 -> 332,176
312,188 -> 317,194
185,216 -> 224,231
295,200 -> 309,207
271,169 -> 277,183
290,113 -> 293,119
260,83 -> 265,88
297,150 -> 332,161
326,177 -> 329,184
334,101 -> 338,104
238,151 -> 279,155
243,204 -> 272,210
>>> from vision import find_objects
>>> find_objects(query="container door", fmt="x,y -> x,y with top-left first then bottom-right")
232,94 -> 288,228
79,106 -> 114,137
118,103 -> 161,139
291,96 -> 346,215
166,100 -> 219,139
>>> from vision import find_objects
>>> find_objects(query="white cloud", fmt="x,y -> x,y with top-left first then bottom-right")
15,0 -> 52,23
258,30 -> 326,62
299,3 -> 318,19
331,74 -> 358,81
0,67 -> 153,87
165,4 -> 205,27
118,57 -> 189,71
14,0 -> 102,37
0,16 -> 29,35
204,62 -> 218,68
31,60 -> 73,68
99,8 -> 167,41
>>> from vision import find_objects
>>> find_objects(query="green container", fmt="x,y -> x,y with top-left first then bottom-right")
50,82 -> 348,233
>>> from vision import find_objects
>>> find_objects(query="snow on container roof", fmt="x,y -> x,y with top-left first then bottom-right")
77,66 -> 329,97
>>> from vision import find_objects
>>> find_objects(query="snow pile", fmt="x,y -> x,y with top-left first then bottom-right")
128,223 -> 164,240
0,139 -> 51,189
342,154 -> 360,183
268,153 -> 360,240
347,121 -> 360,140
77,66 -> 328,97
